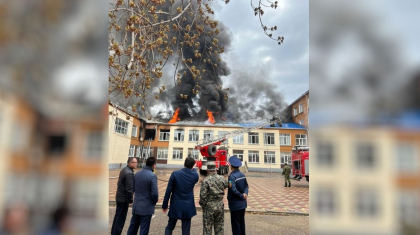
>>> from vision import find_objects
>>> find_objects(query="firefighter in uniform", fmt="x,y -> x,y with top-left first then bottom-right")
199,161 -> 228,235
227,156 -> 249,235
282,163 -> 291,187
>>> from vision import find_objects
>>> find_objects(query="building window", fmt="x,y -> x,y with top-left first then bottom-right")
281,152 -> 291,164
128,145 -> 135,157
189,130 -> 199,142
316,188 -> 337,215
356,143 -> 376,169
233,150 -> 244,161
248,150 -> 259,163
84,131 -> 103,160
316,142 -> 334,167
159,129 -> 170,141
295,134 -> 307,146
136,146 -> 141,158
232,134 -> 244,144
218,131 -> 229,143
188,148 -> 200,160
114,118 -> 129,135
142,147 -> 154,159
299,120 -> 304,125
398,191 -> 420,227
293,108 -> 297,116
173,147 -> 183,160
355,190 -> 379,217
395,142 -> 418,173
299,103 -> 303,113
264,133 -> 275,145
131,125 -> 137,137
203,130 -> 213,140
157,147 -> 168,159
280,133 -> 291,146
248,132 -> 259,145
264,151 -> 276,164
174,129 -> 185,142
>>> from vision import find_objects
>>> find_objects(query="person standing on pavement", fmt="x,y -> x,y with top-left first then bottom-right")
110,157 -> 137,235
162,157 -> 199,235
227,156 -> 249,235
127,157 -> 158,235
282,163 -> 291,187
199,162 -> 228,235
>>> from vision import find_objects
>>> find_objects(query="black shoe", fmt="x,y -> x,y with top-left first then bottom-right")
284,183 -> 287,187
288,183 -> 291,187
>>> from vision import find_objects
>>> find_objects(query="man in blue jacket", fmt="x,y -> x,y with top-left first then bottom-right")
227,156 -> 249,235
127,157 -> 158,235
162,157 -> 199,235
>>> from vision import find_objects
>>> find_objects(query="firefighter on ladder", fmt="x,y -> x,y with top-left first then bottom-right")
282,163 -> 291,187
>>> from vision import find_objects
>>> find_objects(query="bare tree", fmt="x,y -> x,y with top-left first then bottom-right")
108,0 -> 283,118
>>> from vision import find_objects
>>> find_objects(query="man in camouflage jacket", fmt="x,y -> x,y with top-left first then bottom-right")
282,162 -> 291,187
199,161 -> 228,235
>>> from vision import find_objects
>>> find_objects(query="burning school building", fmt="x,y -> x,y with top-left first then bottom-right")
108,102 -> 307,172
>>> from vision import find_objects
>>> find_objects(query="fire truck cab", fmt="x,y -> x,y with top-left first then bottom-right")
291,145 -> 309,182
195,144 -> 230,176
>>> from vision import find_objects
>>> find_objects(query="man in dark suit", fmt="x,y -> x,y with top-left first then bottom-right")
162,157 -> 199,235
111,157 -> 137,235
127,157 -> 158,235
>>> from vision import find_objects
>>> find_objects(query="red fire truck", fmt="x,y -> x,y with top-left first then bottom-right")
291,145 -> 309,182
195,116 -> 281,175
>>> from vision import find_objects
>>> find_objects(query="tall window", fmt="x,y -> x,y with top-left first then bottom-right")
84,131 -> 103,160
218,131 -> 229,143
280,133 -> 291,146
295,134 -> 307,146
203,130 -> 213,140
299,103 -> 303,113
317,142 -> 334,167
233,134 -> 244,144
131,125 -> 137,137
355,190 -> 379,217
395,142 -> 418,173
189,130 -> 199,142
281,152 -> 291,164
264,151 -> 276,164
248,150 -> 259,163
114,118 -> 129,135
316,188 -> 337,215
356,143 -> 376,169
188,148 -> 200,160
174,129 -> 185,142
159,129 -> 170,141
173,147 -> 183,160
293,108 -> 297,116
136,146 -> 141,158
264,133 -> 275,145
233,150 -> 244,161
156,147 -> 167,159
248,132 -> 259,145
142,147 -> 152,159
128,145 -> 135,157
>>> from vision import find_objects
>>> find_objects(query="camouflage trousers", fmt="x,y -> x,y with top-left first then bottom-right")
202,201 -> 224,235
284,175 -> 291,184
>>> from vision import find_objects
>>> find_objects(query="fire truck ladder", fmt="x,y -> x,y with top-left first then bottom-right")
194,118 -> 280,149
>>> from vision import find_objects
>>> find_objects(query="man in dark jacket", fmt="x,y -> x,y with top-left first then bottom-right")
111,157 -> 137,235
127,157 -> 158,235
227,156 -> 249,235
162,157 -> 199,235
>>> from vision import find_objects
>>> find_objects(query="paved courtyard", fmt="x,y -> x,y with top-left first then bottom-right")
109,168 -> 309,214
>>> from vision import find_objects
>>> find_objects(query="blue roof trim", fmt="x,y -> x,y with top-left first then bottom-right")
238,122 -> 306,129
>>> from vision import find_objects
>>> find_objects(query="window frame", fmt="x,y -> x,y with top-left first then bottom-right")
248,150 -> 260,163
172,147 -> 183,160
248,132 -> 259,145
188,130 -> 199,142
159,129 -> 170,141
174,129 -> 185,142
280,133 -> 291,146
114,118 -> 129,135
295,134 -> 307,146
157,147 -> 168,159
264,133 -> 275,145
264,151 -> 276,164
131,125 -> 137,137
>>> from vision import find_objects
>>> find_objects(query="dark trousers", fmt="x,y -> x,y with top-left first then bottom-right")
127,214 -> 152,235
164,217 -> 191,235
230,209 -> 246,235
111,202 -> 129,235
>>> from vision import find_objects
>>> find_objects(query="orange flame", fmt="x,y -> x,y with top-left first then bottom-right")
169,108 -> 180,123
206,110 -> 215,124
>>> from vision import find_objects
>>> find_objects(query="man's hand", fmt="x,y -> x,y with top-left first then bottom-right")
243,193 -> 247,200
163,208 -> 168,214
